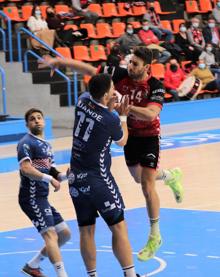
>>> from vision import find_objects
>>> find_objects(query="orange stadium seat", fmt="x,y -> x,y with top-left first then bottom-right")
87,3 -> 103,17
55,47 -> 72,59
185,0 -> 207,13
112,22 -> 126,37
80,23 -> 98,39
172,19 -> 186,33
3,6 -> 26,21
117,3 -> 133,17
151,63 -> 165,79
130,21 -> 142,29
73,45 -> 93,61
90,45 -> 107,61
39,5 -> 49,19
154,1 -> 176,15
21,5 -> 33,21
96,22 -> 114,38
199,0 -> 213,12
55,5 -> 70,14
132,5 -> 147,16
161,20 -> 173,32
102,3 -> 119,17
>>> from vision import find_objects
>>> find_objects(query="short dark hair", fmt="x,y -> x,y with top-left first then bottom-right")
133,46 -> 153,65
88,73 -> 112,100
25,108 -> 44,123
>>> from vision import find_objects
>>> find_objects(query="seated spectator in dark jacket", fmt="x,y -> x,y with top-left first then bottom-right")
115,23 -> 142,55
164,59 -> 186,101
46,6 -> 88,47
187,17 -> 205,54
143,0 -> 174,42
202,17 -> 220,64
175,23 -> 200,63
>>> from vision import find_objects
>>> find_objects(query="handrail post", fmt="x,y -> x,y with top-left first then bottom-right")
0,28 -> 6,51
73,71 -> 78,105
0,66 -> 7,114
17,31 -> 22,62
0,11 -> 13,62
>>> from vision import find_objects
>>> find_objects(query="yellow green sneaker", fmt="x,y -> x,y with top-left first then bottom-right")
165,167 -> 183,203
137,235 -> 162,262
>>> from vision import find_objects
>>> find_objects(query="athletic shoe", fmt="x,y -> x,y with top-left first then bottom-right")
137,235 -> 162,262
165,167 -> 184,203
22,264 -> 47,277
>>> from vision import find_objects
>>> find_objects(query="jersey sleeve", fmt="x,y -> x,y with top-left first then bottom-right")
110,113 -> 123,142
99,65 -> 128,85
17,140 -> 33,164
148,77 -> 165,107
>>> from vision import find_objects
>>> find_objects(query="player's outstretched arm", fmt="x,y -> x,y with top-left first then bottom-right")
20,160 -> 61,191
38,56 -> 97,76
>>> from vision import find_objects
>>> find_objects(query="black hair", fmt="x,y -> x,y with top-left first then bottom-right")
88,73 -> 112,100
25,108 -> 44,123
133,46 -> 153,65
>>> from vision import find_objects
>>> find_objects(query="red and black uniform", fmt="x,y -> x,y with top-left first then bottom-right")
100,66 -> 165,169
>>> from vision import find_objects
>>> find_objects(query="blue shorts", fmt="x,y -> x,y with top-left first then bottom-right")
19,197 -> 64,233
68,170 -> 125,226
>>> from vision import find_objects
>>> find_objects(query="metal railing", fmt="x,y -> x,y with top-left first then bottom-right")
0,11 -> 13,62
0,28 -> 6,52
24,49 -> 72,106
17,27 -> 78,106
0,66 -> 7,114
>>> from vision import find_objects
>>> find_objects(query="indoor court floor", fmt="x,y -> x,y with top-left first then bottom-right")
0,100 -> 220,277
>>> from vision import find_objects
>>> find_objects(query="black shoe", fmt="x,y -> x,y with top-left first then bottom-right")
22,264 -> 47,277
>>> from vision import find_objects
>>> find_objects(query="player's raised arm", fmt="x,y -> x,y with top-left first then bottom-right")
38,56 -> 97,76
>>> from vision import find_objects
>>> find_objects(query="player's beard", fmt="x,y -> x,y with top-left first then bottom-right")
31,126 -> 43,136
128,68 -> 145,80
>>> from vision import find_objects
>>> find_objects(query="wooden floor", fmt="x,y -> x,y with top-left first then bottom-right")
1,135 -> 220,232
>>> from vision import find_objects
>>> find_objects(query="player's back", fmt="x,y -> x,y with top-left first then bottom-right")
70,93 -> 122,173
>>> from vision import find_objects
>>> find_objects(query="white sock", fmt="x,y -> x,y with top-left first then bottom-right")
123,265 -> 136,277
87,268 -> 98,277
54,261 -> 68,277
158,169 -> 172,182
28,252 -> 45,268
150,217 -> 160,237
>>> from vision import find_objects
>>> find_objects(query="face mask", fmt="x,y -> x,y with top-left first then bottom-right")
208,23 -> 215,28
217,2 -> 220,8
143,25 -> 149,31
127,29 -> 133,35
206,47 -> 212,52
198,63 -> 206,69
180,26 -> 186,32
170,64 -> 178,72
149,7 -> 155,11
35,10 -> 41,17
192,22 -> 199,28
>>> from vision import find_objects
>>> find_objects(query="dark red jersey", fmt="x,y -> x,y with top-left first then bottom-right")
99,66 -> 165,137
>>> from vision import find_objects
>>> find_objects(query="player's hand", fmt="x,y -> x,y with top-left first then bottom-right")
38,56 -> 61,77
117,95 -> 130,116
51,178 -> 61,192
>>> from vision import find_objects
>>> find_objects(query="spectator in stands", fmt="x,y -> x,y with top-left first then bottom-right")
175,23 -> 201,63
146,43 -> 171,64
163,59 -> 186,101
46,6 -> 88,47
70,0 -> 99,23
199,43 -> 220,77
212,0 -> 220,24
115,23 -> 142,55
202,17 -> 220,64
138,19 -> 159,45
189,58 -> 220,92
27,5 -> 55,55
143,0 -> 174,42
187,17 -> 205,55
